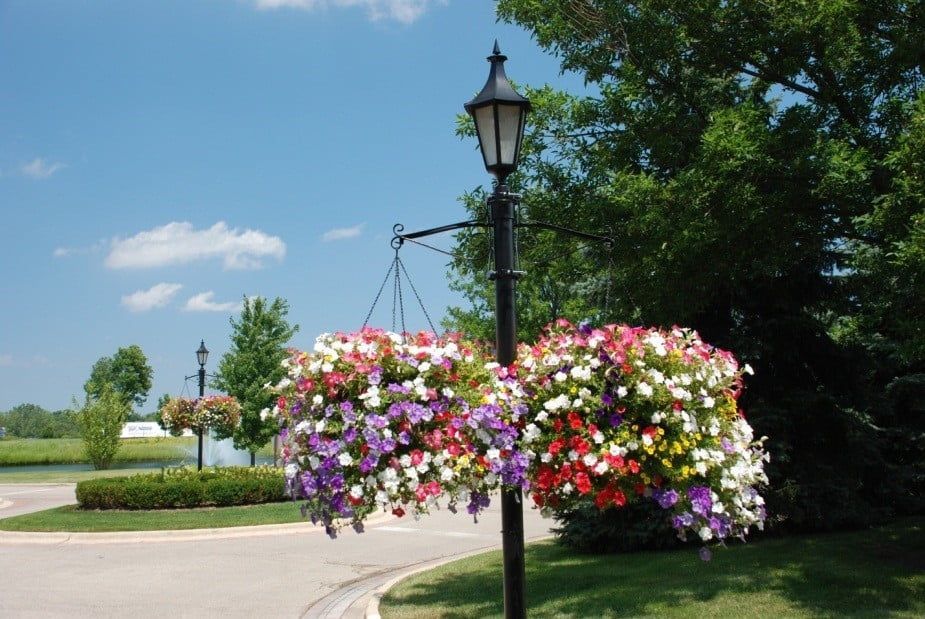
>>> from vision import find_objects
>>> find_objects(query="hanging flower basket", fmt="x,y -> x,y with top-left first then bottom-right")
193,395 -> 241,438
507,320 -> 768,546
159,395 -> 241,438
159,397 -> 196,436
271,327 -> 527,537
271,320 -> 769,552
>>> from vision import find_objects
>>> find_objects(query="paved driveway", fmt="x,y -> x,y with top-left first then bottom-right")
0,493 -> 553,618
0,483 -> 76,518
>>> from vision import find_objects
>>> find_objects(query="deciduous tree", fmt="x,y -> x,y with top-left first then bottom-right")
213,297 -> 299,464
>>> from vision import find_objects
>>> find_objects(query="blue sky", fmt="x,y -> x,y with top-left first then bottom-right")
0,0 -> 589,412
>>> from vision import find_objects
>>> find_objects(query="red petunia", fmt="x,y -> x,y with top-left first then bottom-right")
536,465 -> 556,491
612,489 -> 627,507
575,472 -> 592,494
548,438 -> 566,456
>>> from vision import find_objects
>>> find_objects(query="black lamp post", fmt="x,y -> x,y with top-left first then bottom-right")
390,42 -> 610,619
465,41 -> 530,619
194,340 -> 209,471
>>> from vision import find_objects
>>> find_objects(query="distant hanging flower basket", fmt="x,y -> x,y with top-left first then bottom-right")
159,395 -> 241,438
193,395 -> 241,438
159,397 -> 196,436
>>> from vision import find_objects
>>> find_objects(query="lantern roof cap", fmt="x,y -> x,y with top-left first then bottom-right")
465,41 -> 531,111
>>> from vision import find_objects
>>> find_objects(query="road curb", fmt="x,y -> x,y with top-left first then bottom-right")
0,509 -> 395,545
361,534 -> 555,619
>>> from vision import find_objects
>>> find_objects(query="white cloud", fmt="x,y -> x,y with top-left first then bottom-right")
53,239 -> 106,258
20,157 -> 65,179
253,0 -> 443,24
105,221 -> 286,270
184,291 -> 243,313
322,223 -> 364,242
121,283 -> 183,312
0,354 -> 12,367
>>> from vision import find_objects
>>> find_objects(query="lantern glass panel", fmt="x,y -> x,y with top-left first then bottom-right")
497,103 -> 523,166
197,345 -> 208,366
474,105 -> 498,168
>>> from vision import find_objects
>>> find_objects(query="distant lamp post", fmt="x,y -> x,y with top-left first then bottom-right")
196,340 -> 209,369
186,340 -> 211,471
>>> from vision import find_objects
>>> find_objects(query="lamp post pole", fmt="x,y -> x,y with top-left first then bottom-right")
391,42 -> 607,618
195,340 -> 209,471
490,183 -> 526,618
198,363 -> 205,471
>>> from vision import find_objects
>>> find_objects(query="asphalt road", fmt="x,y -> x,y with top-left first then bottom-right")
0,483 -> 77,518
0,486 -> 553,618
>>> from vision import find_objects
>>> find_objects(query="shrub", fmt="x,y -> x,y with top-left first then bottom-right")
553,501 -> 683,553
78,384 -> 130,470
75,466 -> 286,510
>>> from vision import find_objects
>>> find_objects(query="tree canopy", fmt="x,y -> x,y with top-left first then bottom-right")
213,297 -> 299,459
447,0 -> 924,530
84,345 -> 153,408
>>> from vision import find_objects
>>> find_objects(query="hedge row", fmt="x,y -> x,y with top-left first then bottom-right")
75,466 -> 288,510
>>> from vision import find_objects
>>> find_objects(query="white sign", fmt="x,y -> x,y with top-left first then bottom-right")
120,422 -> 193,439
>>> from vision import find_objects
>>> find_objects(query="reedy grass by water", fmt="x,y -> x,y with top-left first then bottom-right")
381,518 -> 925,619
0,467 -> 150,484
0,500 -> 303,532
0,437 -> 275,466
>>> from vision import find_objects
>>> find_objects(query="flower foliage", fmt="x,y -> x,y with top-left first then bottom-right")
159,395 -> 241,437
272,321 -> 768,551
510,320 -> 768,545
271,328 -> 525,537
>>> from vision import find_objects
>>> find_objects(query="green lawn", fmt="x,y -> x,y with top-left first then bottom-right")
0,501 -> 304,532
0,437 -> 275,466
382,518 -> 925,618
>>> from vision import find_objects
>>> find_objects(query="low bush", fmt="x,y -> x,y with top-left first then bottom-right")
75,466 -> 287,510
553,500 -> 684,553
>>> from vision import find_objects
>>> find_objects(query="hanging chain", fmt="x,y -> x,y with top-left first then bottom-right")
362,255 -> 397,329
392,253 -> 400,333
603,248 -> 615,321
397,258 -> 437,334
396,260 -> 407,337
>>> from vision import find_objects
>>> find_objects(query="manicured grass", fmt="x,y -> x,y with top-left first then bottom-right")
0,500 -> 304,532
381,518 -> 925,618
0,437 -> 275,466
